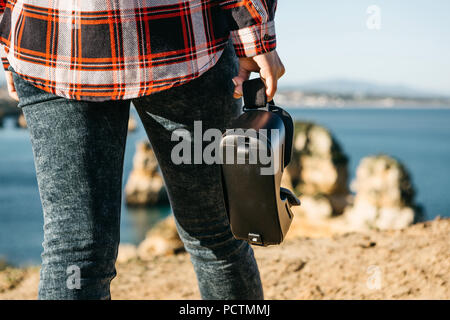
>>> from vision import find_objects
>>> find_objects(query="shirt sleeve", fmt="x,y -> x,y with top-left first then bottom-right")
0,0 -> 9,71
220,0 -> 277,57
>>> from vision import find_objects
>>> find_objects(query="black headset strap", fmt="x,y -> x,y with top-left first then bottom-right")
242,78 -> 294,167
243,78 -> 269,109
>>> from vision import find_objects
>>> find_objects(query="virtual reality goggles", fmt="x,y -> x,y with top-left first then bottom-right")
220,78 -> 301,246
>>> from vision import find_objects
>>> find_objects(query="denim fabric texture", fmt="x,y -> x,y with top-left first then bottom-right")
10,43 -> 263,300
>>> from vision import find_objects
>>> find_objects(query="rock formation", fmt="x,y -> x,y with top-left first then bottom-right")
344,154 -> 421,230
125,141 -> 169,206
116,244 -> 138,264
137,215 -> 184,259
128,114 -> 137,132
283,121 -> 350,220
16,113 -> 27,128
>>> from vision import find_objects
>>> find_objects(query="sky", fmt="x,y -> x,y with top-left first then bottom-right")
0,1 -> 449,94
275,0 -> 450,94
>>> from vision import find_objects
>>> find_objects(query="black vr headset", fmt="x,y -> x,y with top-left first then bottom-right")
220,78 -> 301,246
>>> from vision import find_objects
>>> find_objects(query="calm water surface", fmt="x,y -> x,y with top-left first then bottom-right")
0,107 -> 449,266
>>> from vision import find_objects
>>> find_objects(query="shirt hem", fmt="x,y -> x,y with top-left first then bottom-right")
4,45 -> 226,102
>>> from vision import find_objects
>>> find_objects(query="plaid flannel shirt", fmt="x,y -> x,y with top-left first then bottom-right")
0,0 -> 277,101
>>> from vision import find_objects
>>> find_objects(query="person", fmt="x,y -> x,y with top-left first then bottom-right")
0,0 -> 284,300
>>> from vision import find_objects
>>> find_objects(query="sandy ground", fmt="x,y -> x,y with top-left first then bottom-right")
1,218 -> 449,300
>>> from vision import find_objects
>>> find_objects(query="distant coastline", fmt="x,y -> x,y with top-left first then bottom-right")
276,89 -> 450,109
275,79 -> 450,108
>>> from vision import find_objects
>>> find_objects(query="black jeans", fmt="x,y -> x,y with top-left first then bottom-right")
11,43 -> 263,300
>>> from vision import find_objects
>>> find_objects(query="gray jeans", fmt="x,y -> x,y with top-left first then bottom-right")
10,43 -> 263,300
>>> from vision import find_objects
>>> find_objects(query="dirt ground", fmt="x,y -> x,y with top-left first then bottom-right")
1,218 -> 448,300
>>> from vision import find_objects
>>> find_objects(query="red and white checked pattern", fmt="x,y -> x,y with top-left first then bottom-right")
0,0 -> 277,101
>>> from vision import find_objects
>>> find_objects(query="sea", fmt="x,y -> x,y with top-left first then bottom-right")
1,107 -> 449,266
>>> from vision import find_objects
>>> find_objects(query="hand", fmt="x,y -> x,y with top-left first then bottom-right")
232,50 -> 285,102
5,71 -> 19,101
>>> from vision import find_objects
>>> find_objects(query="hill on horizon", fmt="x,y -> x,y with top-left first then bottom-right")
281,79 -> 450,99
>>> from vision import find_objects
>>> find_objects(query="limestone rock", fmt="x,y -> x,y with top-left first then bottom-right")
125,141 -> 169,206
349,154 -> 414,207
344,154 -> 419,230
128,114 -> 137,132
297,194 -> 333,220
299,156 -> 348,195
285,121 -> 350,219
16,113 -> 27,128
280,169 -> 294,190
137,215 -> 184,259
116,244 -> 138,264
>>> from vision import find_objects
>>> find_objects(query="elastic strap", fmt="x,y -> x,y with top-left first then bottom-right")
243,78 -> 267,109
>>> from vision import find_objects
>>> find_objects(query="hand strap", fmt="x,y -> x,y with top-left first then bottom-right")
243,78 -> 268,109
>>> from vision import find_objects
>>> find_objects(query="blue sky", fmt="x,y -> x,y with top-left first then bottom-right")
275,0 -> 450,94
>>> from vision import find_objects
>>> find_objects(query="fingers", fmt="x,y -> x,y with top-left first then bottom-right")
266,54 -> 285,101
261,61 -> 284,101
236,51 -> 285,102
5,71 -> 19,101
232,68 -> 251,99
262,72 -> 277,102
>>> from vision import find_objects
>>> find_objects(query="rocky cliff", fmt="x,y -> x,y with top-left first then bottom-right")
124,141 -> 169,206
1,218 -> 448,299
344,154 -> 422,230
283,121 -> 350,220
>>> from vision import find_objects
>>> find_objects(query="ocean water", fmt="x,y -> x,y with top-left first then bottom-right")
0,109 -> 172,266
0,107 -> 449,266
